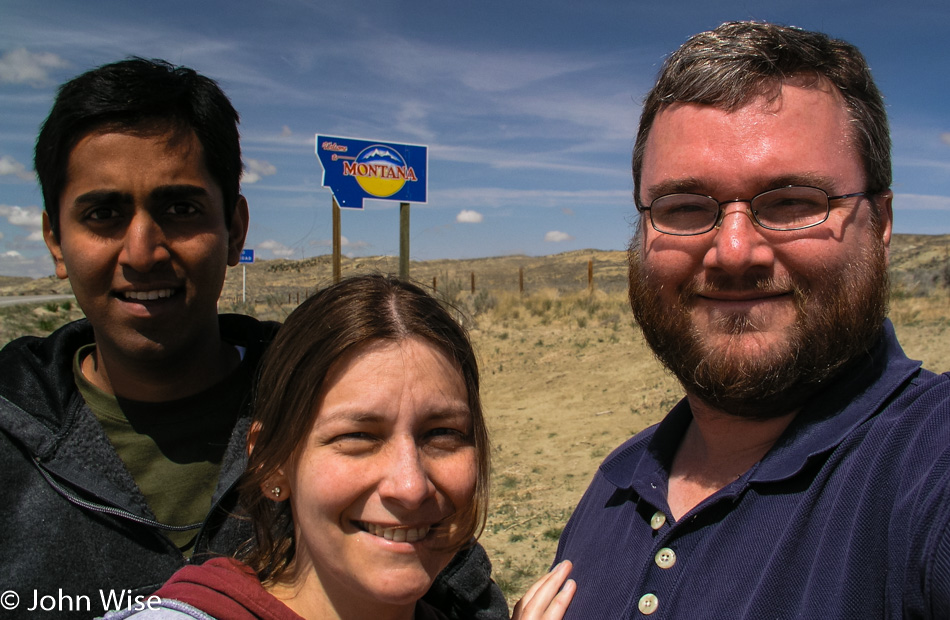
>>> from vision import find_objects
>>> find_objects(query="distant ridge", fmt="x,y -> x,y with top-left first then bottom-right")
2,234 -> 947,299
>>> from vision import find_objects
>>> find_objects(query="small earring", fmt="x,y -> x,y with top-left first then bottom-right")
270,486 -> 281,498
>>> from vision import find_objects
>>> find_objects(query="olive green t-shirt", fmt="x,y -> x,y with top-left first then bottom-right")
74,344 -> 249,555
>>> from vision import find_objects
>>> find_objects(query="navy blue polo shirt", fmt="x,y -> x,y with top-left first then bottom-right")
555,321 -> 950,618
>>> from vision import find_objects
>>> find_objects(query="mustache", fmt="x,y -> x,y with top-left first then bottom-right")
680,274 -> 802,301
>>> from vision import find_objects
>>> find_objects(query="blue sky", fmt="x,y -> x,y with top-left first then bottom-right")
1,0 -> 948,277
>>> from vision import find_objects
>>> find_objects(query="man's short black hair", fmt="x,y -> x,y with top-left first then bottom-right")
35,57 -> 242,237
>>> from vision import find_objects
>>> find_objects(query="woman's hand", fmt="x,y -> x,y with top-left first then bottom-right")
511,560 -> 575,620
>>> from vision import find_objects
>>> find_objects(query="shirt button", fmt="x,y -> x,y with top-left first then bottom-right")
650,511 -> 667,530
655,547 -> 676,569
638,593 -> 659,615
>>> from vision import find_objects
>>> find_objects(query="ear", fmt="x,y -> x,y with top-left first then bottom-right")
875,190 -> 894,261
247,420 -> 262,457
42,212 -> 68,280
261,472 -> 291,502
227,195 -> 249,267
247,421 -> 292,502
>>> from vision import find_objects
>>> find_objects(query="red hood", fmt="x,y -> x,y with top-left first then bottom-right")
155,557 -> 302,620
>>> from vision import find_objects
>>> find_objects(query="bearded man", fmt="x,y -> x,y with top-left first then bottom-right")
554,21 -> 950,619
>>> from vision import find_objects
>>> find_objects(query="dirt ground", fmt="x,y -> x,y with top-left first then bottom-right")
469,290 -> 950,602
3,243 -> 950,606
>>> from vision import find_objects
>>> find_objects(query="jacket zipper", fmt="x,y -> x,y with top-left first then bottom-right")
32,457 -> 203,532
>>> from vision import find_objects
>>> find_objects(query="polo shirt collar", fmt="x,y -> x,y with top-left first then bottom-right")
601,320 -> 921,493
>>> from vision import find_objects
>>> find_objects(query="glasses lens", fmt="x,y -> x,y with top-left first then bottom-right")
752,186 -> 829,230
650,194 -> 719,234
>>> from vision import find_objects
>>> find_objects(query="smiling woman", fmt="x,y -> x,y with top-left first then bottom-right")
261,336 -> 479,617
100,274 -> 573,620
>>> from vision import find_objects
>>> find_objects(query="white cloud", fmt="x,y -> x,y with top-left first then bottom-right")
0,155 -> 36,182
395,101 -> 435,141
456,209 -> 483,223
430,186 -> 629,210
341,235 -> 369,249
310,235 -> 370,250
0,48 -> 69,86
360,37 -> 598,94
544,230 -> 573,243
257,239 -> 295,258
431,143 -> 631,179
242,158 -> 278,184
0,251 -> 57,278
894,194 -> 950,211
0,205 -> 44,239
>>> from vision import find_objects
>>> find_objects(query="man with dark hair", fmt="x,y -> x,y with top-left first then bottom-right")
554,22 -> 950,618
0,58 -> 505,620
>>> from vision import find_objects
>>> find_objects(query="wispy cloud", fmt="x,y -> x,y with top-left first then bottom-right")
309,236 -> 370,250
0,251 -> 54,279
0,155 -> 35,181
394,101 -> 435,142
0,205 -> 44,241
894,194 -> 950,211
348,33 -> 600,95
430,187 -> 630,210
0,48 -> 69,86
257,239 -> 295,258
894,157 -> 950,173
242,158 -> 277,184
431,143 -> 631,178
340,236 -> 369,249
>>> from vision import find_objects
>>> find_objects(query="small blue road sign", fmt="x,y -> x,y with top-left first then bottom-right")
316,135 -> 428,209
239,249 -> 255,264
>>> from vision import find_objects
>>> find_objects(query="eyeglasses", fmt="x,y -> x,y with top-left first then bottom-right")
636,185 -> 871,236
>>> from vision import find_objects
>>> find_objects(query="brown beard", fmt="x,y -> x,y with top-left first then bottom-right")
627,229 -> 889,419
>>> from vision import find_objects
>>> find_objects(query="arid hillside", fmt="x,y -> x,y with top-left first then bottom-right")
2,236 -> 949,604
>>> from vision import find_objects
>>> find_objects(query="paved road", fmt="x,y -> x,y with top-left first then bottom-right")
0,294 -> 75,308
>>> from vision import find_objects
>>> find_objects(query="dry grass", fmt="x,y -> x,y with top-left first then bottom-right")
3,243 -> 950,607
0,299 -> 85,344
467,289 -> 666,600
889,293 -> 950,326
472,288 -> 950,603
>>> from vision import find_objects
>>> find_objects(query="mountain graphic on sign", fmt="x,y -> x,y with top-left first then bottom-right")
364,148 -> 400,163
